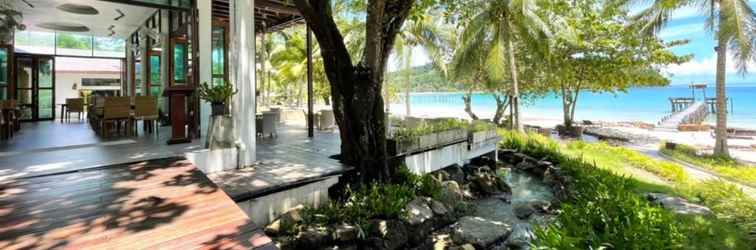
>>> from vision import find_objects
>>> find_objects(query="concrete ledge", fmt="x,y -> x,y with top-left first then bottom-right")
237,176 -> 339,226
185,148 -> 238,174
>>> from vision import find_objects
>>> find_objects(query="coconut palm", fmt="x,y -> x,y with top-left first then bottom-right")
392,12 -> 448,116
631,0 -> 756,157
451,0 -> 552,131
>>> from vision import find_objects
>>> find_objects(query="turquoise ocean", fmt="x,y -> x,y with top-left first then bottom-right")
405,85 -> 756,129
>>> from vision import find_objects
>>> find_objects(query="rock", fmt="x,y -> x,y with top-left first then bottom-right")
505,223 -> 535,250
265,218 -> 283,236
295,226 -> 331,247
430,233 -> 454,250
497,149 -> 517,163
366,220 -> 408,250
332,223 -> 359,242
429,199 -> 449,216
266,205 -> 307,236
450,216 -> 512,248
513,203 -> 535,219
403,197 -> 434,226
440,165 -> 466,184
515,161 -> 538,174
321,245 -> 357,250
449,244 -> 476,250
542,166 -> 562,185
529,200 -> 552,213
646,193 -> 713,216
440,181 -> 464,206
469,170 -> 510,196
470,156 -> 496,169
279,205 -> 304,229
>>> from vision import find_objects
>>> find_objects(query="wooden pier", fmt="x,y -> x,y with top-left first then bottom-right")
658,101 -> 709,131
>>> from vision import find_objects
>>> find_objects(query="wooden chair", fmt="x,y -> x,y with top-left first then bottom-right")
6,99 -> 19,132
101,97 -> 132,138
89,96 -> 105,130
65,98 -> 85,122
133,96 -> 159,137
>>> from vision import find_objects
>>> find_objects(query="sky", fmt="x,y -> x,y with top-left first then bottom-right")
393,1 -> 756,86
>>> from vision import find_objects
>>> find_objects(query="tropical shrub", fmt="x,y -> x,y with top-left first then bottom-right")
498,130 -> 754,249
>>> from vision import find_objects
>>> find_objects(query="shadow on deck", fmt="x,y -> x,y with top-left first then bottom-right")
0,158 -> 275,249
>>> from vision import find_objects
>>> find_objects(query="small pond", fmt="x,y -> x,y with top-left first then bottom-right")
473,169 -> 554,226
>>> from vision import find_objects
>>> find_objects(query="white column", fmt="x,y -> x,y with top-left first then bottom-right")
230,0 -> 256,166
198,0 -> 212,138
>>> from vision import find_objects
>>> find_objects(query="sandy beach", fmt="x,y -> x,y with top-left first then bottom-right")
388,103 -> 756,164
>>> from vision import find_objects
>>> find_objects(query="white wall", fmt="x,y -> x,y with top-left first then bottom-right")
55,72 -> 121,104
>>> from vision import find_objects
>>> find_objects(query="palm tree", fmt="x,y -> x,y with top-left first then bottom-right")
452,0 -> 551,131
392,13 -> 448,116
632,0 -> 756,157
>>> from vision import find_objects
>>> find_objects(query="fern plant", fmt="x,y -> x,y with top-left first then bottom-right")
197,81 -> 236,104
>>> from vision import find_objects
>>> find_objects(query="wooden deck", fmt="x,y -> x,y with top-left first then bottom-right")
0,158 -> 275,250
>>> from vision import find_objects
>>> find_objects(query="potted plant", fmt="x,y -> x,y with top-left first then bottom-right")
198,81 -> 236,116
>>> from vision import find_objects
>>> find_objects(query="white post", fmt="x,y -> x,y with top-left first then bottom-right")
198,0 -> 212,139
230,0 -> 256,166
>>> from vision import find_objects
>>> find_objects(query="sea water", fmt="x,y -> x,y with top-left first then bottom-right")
401,85 -> 756,129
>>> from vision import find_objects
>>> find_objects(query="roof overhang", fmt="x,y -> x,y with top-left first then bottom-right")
212,0 -> 304,33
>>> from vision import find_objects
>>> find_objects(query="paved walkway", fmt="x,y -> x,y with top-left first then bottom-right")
629,144 -> 756,199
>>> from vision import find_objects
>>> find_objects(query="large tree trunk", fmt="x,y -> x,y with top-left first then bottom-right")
713,33 -> 729,157
295,0 -> 414,183
463,89 -> 479,120
506,34 -> 522,132
561,84 -> 572,129
492,94 -> 510,126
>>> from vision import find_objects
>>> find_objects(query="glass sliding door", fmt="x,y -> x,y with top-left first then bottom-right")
15,55 -> 55,121
37,58 -> 54,119
16,57 -> 33,120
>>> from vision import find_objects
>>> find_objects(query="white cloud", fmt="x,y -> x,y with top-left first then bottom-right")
658,23 -> 705,40
664,55 -> 756,76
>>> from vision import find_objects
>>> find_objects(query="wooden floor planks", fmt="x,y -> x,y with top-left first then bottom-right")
0,158 -> 274,250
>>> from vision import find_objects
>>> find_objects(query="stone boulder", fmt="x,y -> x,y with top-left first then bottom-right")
513,200 -> 552,219
469,169 -> 511,197
403,197 -> 434,226
450,216 -> 512,248
505,223 -> 536,250
295,226 -> 331,247
366,219 -> 408,250
332,223 -> 359,242
265,205 -> 304,236
439,165 -> 466,184
439,181 -> 464,206
429,199 -> 450,216
512,203 -> 535,220
646,193 -> 713,216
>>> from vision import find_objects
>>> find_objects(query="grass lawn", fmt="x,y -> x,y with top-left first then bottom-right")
498,130 -> 756,249
660,143 -> 756,187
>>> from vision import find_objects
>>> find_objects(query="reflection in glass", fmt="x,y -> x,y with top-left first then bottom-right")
0,48 -> 7,100
56,33 -> 93,56
211,26 -> 225,86
135,61 -> 143,95
38,58 -> 53,88
173,43 -> 186,84
0,48 -> 7,85
94,37 -> 126,57
150,55 -> 161,85
14,31 -> 55,54
38,89 -> 53,119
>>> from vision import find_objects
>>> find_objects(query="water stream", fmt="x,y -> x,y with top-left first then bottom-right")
473,169 -> 554,226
